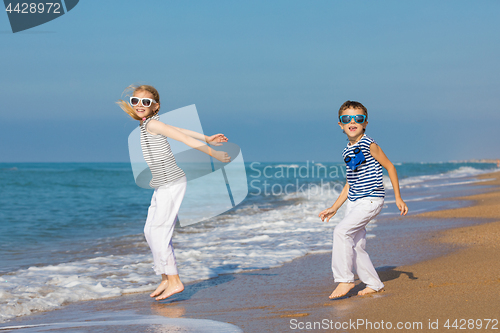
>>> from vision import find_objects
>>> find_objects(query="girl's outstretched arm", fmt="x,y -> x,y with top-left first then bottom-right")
147,120 -> 230,163
370,143 -> 408,216
169,125 -> 228,146
205,134 -> 228,146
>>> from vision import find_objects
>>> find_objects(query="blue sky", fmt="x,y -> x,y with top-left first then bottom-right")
1,1 -> 499,163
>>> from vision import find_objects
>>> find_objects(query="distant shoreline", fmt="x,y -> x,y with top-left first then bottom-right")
449,159 -> 499,163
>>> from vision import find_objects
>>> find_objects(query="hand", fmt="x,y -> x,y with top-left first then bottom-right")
213,150 -> 231,163
207,134 -> 228,146
319,207 -> 337,222
396,198 -> 408,216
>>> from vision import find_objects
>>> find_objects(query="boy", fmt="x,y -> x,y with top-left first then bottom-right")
319,101 -> 408,299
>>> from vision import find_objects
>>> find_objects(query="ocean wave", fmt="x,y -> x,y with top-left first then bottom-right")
384,195 -> 441,204
386,166 -> 497,190
274,164 -> 300,168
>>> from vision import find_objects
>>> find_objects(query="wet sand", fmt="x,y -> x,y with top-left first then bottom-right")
3,171 -> 500,332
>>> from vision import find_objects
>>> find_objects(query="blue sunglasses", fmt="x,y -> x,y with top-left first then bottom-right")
339,114 -> 367,124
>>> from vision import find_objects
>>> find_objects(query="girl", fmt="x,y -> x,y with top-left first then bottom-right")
117,85 -> 230,301
319,101 -> 408,299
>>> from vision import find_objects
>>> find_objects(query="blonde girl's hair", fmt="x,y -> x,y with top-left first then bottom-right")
116,84 -> 161,121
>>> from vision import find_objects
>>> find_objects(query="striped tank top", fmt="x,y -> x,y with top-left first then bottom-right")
342,134 -> 385,201
140,115 -> 186,188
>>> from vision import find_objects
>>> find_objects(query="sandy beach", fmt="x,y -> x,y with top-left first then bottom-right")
3,171 -> 500,332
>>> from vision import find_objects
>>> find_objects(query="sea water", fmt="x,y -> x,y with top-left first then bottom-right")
0,161 -> 497,323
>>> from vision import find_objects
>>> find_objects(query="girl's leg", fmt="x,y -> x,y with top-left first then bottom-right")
155,216 -> 185,301
144,177 -> 187,300
144,189 -> 164,297
144,188 -> 158,252
144,188 -> 179,276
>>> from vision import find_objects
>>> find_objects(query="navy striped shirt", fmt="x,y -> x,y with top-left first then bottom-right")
342,134 -> 385,201
140,115 -> 186,188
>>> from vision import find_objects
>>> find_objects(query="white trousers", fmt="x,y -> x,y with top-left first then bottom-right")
332,197 -> 384,291
144,176 -> 187,276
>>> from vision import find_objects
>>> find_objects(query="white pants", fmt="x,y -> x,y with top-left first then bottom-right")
332,197 -> 384,291
144,176 -> 187,276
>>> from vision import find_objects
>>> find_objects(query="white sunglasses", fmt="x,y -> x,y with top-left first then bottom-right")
130,97 -> 157,107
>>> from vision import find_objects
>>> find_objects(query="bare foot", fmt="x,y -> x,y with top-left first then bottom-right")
155,282 -> 184,301
329,282 -> 355,299
358,287 -> 379,296
150,279 -> 168,298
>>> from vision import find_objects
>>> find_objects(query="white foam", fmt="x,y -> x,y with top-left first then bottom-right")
421,178 -> 493,188
274,164 -> 299,168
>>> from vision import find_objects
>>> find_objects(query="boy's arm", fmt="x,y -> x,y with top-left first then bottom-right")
370,143 -> 408,216
319,182 -> 349,222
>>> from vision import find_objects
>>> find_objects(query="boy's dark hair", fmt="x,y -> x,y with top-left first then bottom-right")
338,101 -> 368,118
